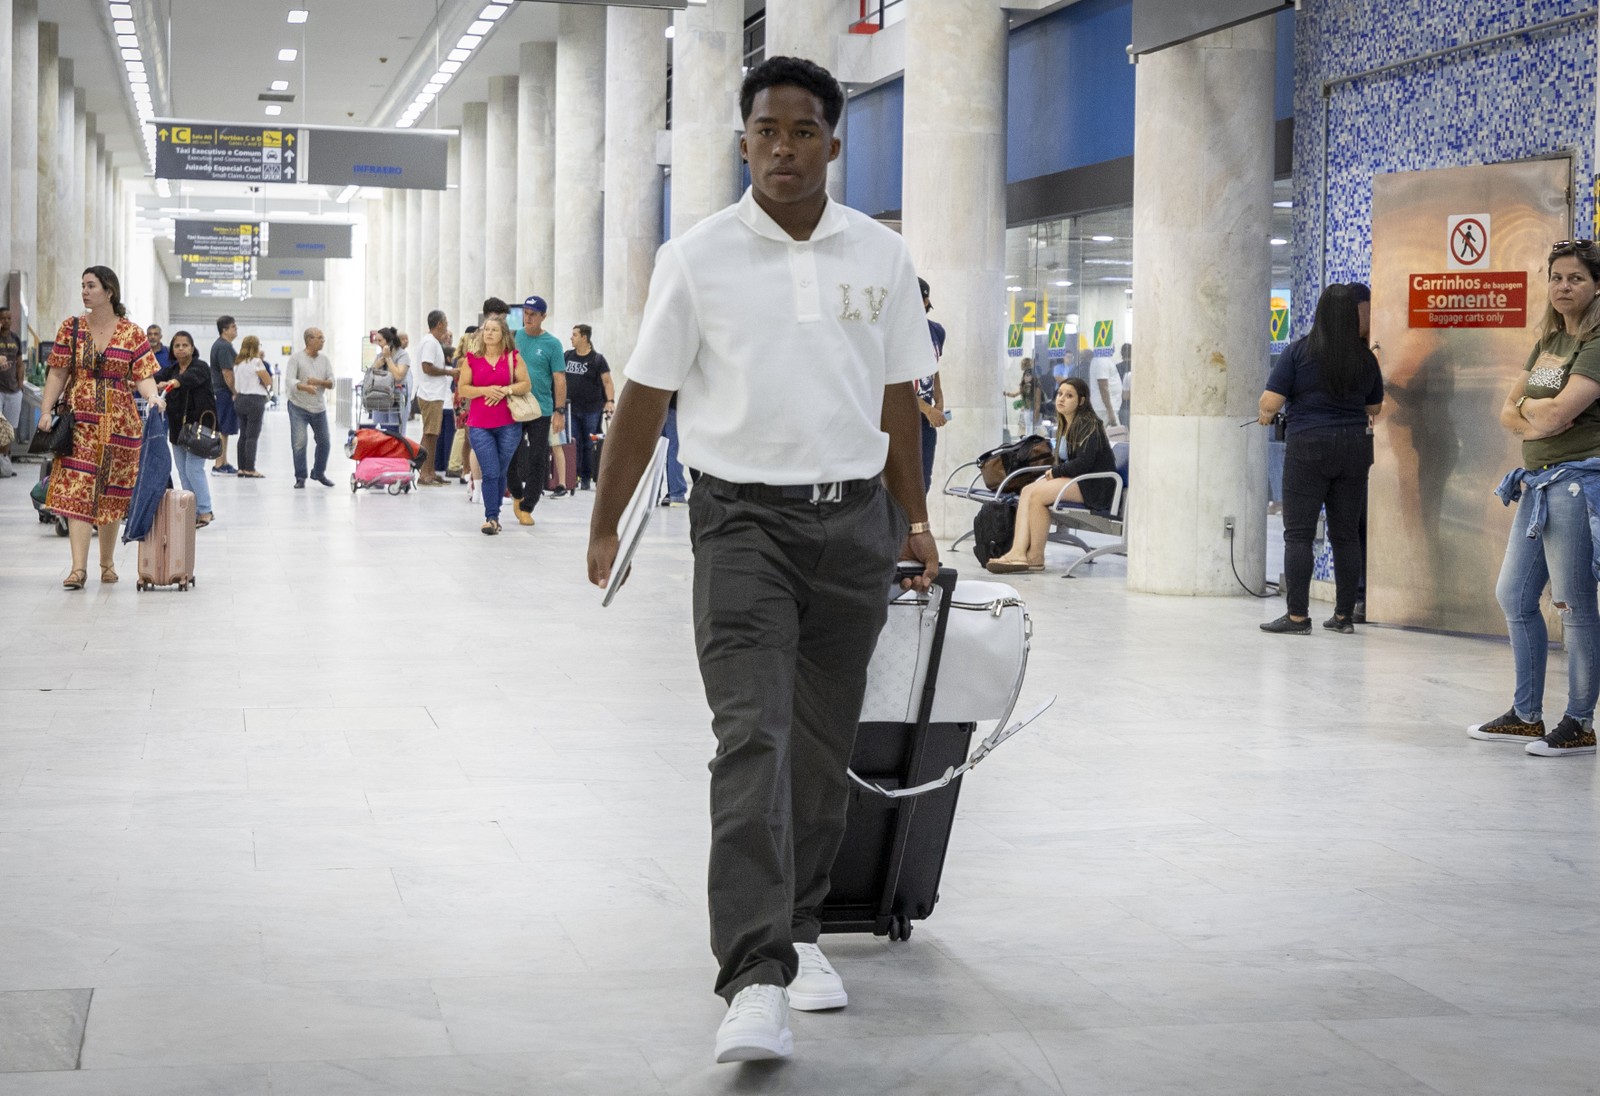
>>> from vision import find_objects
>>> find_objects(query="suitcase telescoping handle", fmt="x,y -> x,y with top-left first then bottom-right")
848,695 -> 1055,800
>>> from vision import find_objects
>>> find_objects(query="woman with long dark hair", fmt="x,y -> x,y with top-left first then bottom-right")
155,331 -> 217,528
986,376 -> 1116,574
1469,240 -> 1600,757
36,266 -> 166,589
1258,282 -> 1384,634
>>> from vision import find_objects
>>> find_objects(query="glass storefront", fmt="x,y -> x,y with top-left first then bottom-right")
1001,179 -> 1297,437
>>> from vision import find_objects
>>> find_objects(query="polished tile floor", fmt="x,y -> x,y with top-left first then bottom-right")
2,412 -> 1597,1095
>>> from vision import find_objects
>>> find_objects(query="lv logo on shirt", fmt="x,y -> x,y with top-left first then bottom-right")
839,284 -> 888,324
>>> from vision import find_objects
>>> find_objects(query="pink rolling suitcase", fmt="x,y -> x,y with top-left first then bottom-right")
351,456 -> 416,494
137,489 -> 197,591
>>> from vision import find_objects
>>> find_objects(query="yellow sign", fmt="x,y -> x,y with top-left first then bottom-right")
264,130 -> 283,148
1007,324 -> 1024,350
1047,322 -> 1067,350
1093,321 -> 1114,350
171,126 -> 191,144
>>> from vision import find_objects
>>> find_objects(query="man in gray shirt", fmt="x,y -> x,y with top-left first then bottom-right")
286,327 -> 335,488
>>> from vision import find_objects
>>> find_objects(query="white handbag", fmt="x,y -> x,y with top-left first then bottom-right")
860,578 -> 1030,725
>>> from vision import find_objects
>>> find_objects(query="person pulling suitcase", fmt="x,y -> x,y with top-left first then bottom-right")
587,56 -> 939,1065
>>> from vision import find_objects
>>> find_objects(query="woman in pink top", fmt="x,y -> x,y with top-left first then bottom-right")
459,314 -> 532,534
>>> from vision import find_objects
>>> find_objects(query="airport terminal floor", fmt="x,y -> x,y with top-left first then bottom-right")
2,411 -> 1599,1093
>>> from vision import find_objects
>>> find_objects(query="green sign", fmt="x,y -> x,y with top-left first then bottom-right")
1047,322 -> 1068,350
1093,321 -> 1114,350
1270,306 -> 1290,341
1007,324 -> 1024,350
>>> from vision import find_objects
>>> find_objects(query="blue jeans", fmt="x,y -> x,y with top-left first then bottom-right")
1497,482 -> 1600,723
572,407 -> 605,483
287,403 -> 330,482
469,423 -> 522,521
662,407 -> 687,501
920,416 -> 938,493
172,443 -> 213,515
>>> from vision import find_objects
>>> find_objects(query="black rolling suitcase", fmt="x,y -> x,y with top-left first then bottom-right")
820,566 -> 1050,942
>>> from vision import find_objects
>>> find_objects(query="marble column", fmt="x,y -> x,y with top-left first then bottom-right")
83,118 -> 99,264
763,0 -> 844,201
0,0 -> 13,281
56,65 -> 80,322
420,189 -> 441,316
459,101 -> 488,320
602,6 -> 669,373
1128,20 -> 1274,595
901,0 -> 1008,537
12,0 -> 39,306
553,2 -> 606,332
669,0 -> 742,238
485,77 -> 518,300
404,187 -> 421,334
366,195 -> 388,328
440,136 -> 461,329
517,41 -> 556,300
35,21 -> 58,326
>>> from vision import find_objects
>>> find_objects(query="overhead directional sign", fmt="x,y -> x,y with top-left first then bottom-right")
179,255 -> 255,281
264,222 -> 353,259
302,129 -> 448,191
156,123 -> 301,184
255,256 -> 325,281
185,280 -> 250,300
175,219 -> 262,257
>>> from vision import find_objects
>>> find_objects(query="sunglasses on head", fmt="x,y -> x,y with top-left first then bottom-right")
1551,239 -> 1597,255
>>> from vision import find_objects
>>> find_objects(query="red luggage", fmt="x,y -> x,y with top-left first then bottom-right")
547,429 -> 578,492
137,489 -> 197,591
348,428 -> 424,464
351,456 -> 415,494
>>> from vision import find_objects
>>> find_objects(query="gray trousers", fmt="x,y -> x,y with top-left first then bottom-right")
689,477 -> 904,1001
0,389 -> 20,476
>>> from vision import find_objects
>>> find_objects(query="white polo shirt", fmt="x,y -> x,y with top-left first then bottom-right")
625,188 -> 935,485
415,333 -> 451,402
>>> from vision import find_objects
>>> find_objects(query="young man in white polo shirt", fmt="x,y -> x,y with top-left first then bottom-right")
587,56 -> 938,1064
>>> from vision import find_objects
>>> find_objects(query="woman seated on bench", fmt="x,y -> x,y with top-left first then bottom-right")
987,376 -> 1116,574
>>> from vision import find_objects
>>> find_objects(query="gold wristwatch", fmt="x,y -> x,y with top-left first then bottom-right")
908,522 -> 930,536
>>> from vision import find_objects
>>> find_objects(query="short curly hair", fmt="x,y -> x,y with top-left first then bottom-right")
740,56 -> 844,129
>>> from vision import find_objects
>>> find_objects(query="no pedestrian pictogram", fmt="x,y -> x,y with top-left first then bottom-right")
1447,214 -> 1491,270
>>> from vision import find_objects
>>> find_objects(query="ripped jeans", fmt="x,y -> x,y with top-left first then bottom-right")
1496,478 -> 1600,724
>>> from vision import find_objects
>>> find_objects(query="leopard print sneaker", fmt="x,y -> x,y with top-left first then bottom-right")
1466,708 -> 1544,743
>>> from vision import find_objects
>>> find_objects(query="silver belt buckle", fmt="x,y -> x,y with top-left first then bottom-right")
810,481 -> 843,504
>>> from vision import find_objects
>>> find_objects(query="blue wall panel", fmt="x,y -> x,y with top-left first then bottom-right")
844,77 -> 905,217
1006,0 -> 1136,184
1291,0 -> 1596,335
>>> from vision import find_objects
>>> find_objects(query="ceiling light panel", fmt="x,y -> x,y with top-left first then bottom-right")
479,4 -> 507,18
468,20 -> 492,34
287,9 -> 309,23
271,79 -> 289,91
278,48 -> 298,61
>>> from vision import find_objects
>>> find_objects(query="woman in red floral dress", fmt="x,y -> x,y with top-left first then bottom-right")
37,266 -> 166,590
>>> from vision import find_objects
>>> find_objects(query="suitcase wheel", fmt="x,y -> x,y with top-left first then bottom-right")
350,477 -> 357,493
887,915 -> 912,943
54,517 -> 69,537
386,483 -> 401,496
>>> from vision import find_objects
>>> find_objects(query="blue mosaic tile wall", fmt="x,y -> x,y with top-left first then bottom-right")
1291,0 -> 1596,336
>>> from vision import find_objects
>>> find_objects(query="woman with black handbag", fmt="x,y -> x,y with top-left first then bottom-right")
985,377 -> 1116,574
36,266 -> 165,590
155,331 -> 217,529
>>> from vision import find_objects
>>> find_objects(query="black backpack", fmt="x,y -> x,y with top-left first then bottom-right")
971,497 -> 1019,566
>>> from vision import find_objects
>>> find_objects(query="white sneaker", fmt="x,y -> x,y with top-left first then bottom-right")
714,984 -> 792,1064
788,941 -> 847,1011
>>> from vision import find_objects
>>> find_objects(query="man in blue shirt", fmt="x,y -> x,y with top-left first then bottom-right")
511,295 -> 566,524
146,324 -> 172,372
916,278 -> 947,493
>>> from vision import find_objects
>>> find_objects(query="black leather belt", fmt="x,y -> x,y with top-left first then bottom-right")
699,474 -> 877,504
